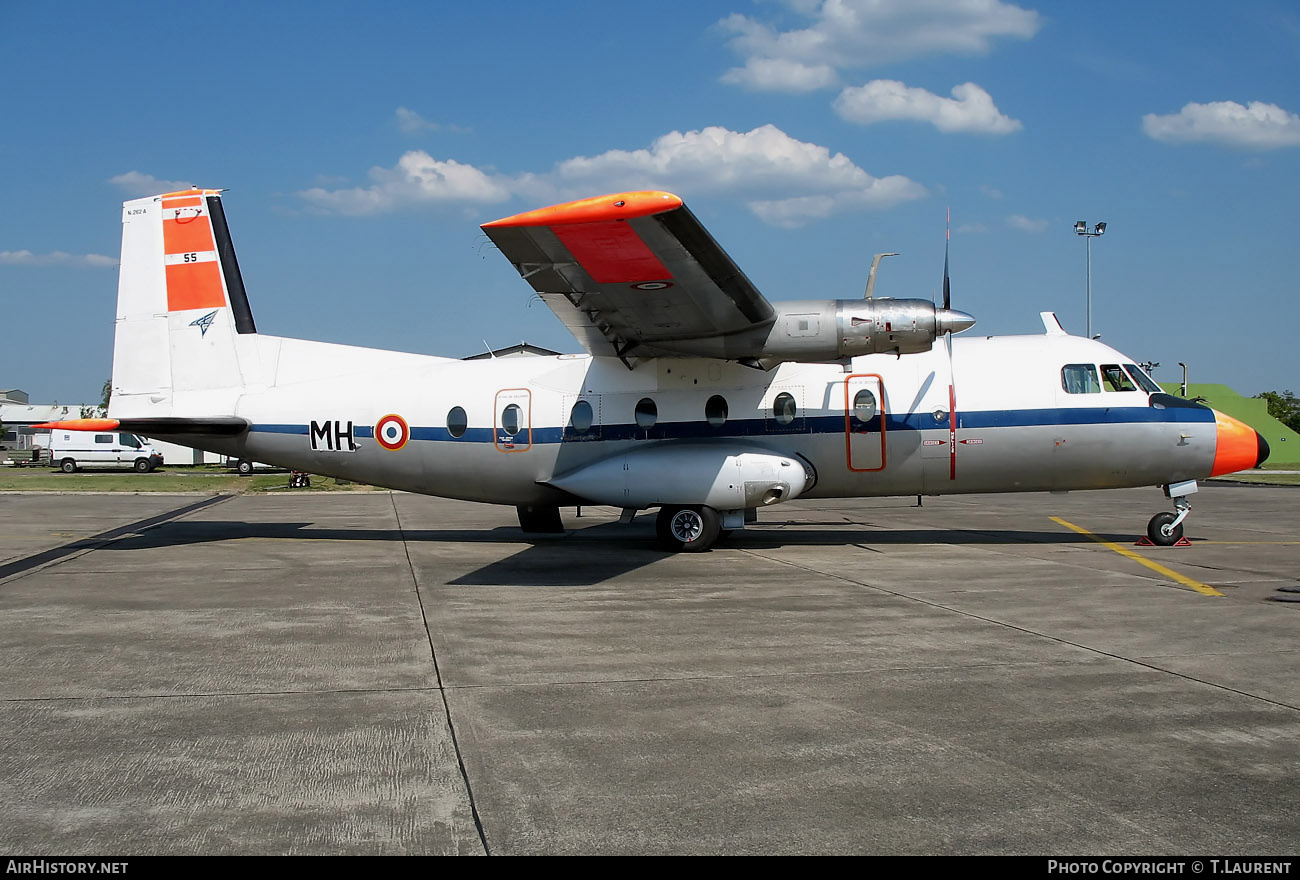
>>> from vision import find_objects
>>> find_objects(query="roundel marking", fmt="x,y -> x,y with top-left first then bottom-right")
632,281 -> 673,290
375,413 -> 410,451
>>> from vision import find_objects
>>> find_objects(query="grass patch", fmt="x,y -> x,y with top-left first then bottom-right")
1210,472 -> 1300,486
0,466 -> 383,493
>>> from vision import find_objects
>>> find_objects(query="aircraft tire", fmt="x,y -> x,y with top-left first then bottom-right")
657,505 -> 721,553
1147,512 -> 1183,546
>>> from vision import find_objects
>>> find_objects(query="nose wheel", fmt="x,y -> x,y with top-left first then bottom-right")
1146,482 -> 1195,546
1147,510 -> 1185,546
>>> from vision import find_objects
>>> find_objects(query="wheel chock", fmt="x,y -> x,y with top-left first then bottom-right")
1135,536 -> 1192,547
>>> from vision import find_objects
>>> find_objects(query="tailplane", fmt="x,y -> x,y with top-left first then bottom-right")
111,188 -> 258,419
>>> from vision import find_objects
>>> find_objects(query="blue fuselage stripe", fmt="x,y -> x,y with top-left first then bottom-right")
247,406 -> 1214,445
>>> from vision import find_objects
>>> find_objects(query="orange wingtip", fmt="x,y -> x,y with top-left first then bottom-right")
482,191 -> 682,228
31,418 -> 121,432
159,188 -> 223,199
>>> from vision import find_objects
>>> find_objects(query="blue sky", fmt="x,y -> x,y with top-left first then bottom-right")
2,0 -> 1298,404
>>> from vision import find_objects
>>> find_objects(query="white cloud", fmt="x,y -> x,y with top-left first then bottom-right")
1142,100 -> 1300,149
108,171 -> 193,196
395,107 -> 469,134
301,124 -> 926,226
979,185 -> 1003,199
0,250 -> 116,268
720,58 -> 839,93
834,80 -> 1021,134
719,0 -> 1040,92
299,150 -> 513,215
1006,214 -> 1048,232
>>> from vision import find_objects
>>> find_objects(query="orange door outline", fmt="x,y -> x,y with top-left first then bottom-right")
494,388 -> 532,453
844,374 -> 886,472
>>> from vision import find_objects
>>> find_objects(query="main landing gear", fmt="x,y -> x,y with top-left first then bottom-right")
1147,479 -> 1197,546
656,505 -> 721,552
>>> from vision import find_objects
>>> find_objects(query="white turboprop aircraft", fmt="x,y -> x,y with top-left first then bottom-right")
39,189 -> 1269,552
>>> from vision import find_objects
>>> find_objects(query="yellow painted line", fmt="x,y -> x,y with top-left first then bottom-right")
1050,516 -> 1224,597
1195,541 -> 1300,545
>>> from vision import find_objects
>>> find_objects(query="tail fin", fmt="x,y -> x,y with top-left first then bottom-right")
111,189 -> 258,419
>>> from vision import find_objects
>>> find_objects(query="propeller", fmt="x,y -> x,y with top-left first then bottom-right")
940,207 -> 961,481
934,207 -> 974,337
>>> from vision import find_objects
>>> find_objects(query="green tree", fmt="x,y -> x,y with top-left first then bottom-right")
80,379 -> 112,420
1255,390 -> 1300,433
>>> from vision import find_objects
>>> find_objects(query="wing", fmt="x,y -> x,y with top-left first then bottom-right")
482,192 -> 776,362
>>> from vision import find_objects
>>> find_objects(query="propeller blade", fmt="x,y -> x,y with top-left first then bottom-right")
942,206 -> 951,311
944,207 -> 956,480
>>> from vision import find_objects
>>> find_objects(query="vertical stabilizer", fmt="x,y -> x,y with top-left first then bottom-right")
111,189 -> 258,419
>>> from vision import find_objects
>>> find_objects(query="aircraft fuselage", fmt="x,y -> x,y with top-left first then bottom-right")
161,331 -> 1220,508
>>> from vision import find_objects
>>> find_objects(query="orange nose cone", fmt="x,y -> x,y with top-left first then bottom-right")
1209,410 -> 1268,477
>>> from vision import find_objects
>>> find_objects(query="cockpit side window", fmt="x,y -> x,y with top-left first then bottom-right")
1100,364 -> 1136,392
1062,364 -> 1100,394
1123,364 -> 1161,394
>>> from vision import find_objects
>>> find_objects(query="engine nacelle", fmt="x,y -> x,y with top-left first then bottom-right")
547,443 -> 814,510
760,298 -> 975,362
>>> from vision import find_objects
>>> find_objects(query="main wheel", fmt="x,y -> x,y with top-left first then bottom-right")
1147,512 -> 1183,546
656,505 -> 721,553
133,458 -> 151,473
61,459 -> 77,474
236,460 -> 254,475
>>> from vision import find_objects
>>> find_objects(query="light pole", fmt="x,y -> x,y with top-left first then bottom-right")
1074,220 -> 1106,338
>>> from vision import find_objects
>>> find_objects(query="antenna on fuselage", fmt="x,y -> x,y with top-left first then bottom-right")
864,252 -> 899,299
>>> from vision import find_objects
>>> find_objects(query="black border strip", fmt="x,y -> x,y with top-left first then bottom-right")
206,196 -> 257,334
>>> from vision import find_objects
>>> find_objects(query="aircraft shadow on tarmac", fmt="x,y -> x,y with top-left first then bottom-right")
72,518 -> 1139,588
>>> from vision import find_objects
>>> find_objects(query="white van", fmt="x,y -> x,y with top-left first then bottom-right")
48,430 -> 164,473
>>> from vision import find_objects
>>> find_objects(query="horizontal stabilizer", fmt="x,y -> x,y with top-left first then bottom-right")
34,417 -> 249,436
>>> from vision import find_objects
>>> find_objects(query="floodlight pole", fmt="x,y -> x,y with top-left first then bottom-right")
1075,221 -> 1106,338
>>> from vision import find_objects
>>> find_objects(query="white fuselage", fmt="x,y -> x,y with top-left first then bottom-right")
141,330 -> 1217,508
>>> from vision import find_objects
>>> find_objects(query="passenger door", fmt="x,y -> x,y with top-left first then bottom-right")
494,388 -> 532,453
844,374 -> 885,471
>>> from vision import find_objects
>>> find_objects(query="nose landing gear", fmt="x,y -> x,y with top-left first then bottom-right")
1146,480 -> 1197,546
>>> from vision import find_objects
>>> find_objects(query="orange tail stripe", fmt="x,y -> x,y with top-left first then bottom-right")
166,261 -> 226,311
163,215 -> 216,254
161,196 -> 203,209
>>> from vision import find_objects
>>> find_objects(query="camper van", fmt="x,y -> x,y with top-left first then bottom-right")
47,430 -> 164,473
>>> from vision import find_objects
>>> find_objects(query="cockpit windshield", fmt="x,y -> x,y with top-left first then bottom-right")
1123,364 -> 1162,394
1063,363 -> 1158,395
1100,364 -> 1136,392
